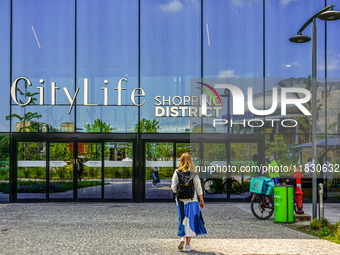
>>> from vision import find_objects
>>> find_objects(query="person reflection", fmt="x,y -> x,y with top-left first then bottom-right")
78,158 -> 84,181
152,157 -> 160,188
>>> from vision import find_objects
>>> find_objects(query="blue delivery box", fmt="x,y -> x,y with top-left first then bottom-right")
250,176 -> 275,195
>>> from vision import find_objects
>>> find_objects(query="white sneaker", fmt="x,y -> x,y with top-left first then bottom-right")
185,245 -> 191,252
178,237 -> 185,250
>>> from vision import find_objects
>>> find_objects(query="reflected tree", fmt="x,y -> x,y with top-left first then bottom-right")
266,135 -> 290,168
17,142 -> 45,178
0,135 -> 10,181
135,118 -> 160,133
6,79 -> 42,132
84,118 -> 111,133
50,143 -> 72,180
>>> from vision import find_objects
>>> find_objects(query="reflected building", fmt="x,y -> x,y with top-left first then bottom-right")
60,122 -> 75,132
15,121 -> 57,132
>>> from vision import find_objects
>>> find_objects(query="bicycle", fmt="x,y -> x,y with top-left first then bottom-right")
251,178 -> 299,220
203,178 -> 242,195
250,193 -> 274,220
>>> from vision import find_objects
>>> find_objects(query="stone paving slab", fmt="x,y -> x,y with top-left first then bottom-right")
0,203 -> 338,254
149,239 -> 340,255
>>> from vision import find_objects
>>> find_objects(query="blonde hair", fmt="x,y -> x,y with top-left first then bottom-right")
178,153 -> 195,172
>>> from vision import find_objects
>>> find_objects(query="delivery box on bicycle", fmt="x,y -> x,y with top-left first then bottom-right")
250,176 -> 275,196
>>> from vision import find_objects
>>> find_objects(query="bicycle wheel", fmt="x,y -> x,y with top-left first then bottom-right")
230,179 -> 242,195
251,195 -> 274,220
204,179 -> 218,194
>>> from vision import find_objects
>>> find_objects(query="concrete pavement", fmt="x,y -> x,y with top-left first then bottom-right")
0,203 -> 339,254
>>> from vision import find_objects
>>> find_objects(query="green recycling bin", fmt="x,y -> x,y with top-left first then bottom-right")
274,183 -> 294,223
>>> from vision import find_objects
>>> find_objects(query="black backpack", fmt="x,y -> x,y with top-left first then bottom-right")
176,171 -> 196,200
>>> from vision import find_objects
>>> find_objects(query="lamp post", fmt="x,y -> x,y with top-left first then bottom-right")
220,88 -> 231,133
289,5 -> 340,219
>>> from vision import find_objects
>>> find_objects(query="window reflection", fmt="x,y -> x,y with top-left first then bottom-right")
0,0 -> 10,131
140,0 -> 200,133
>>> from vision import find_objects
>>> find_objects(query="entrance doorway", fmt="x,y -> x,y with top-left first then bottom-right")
12,134 -> 135,202
142,134 -> 264,202
11,133 -> 264,202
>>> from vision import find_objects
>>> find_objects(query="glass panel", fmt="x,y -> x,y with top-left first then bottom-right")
104,142 -> 133,199
17,141 -> 46,199
12,0 -> 75,132
204,0 -> 263,77
140,0 -> 200,133
325,8 -> 339,137
265,1 -> 326,136
49,143 -> 74,199
325,136 -> 340,201
265,134 -> 323,201
325,78 -> 340,135
78,143 -> 102,199
176,143 -> 199,168
203,143 -> 227,199
0,0 -> 10,131
203,0 -> 264,135
11,105 -> 74,132
77,0 -> 138,133
194,77 -> 264,134
77,106 -> 137,133
0,134 -> 10,202
265,0 -> 325,78
229,142 -> 258,200
145,142 -> 173,199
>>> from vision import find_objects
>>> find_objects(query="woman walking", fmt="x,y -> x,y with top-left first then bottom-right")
171,153 -> 207,252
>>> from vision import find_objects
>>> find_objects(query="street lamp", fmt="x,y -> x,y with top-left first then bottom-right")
220,88 -> 231,133
289,5 -> 340,219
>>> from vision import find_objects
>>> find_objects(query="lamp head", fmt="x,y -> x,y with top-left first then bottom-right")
318,8 -> 340,20
219,88 -> 230,97
289,34 -> 311,43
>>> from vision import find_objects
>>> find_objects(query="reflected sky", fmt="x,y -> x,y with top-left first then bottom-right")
0,0 -> 339,132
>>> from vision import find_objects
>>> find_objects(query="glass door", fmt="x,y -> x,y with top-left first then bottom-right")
14,137 -> 136,202
176,143 -> 199,169
104,142 -> 133,199
202,143 -> 228,200
49,142 -> 75,200
77,142 -> 102,199
229,142 -> 258,200
17,141 -> 47,200
145,142 -> 174,199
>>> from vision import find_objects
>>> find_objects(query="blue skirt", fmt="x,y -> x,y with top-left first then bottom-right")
177,199 -> 207,237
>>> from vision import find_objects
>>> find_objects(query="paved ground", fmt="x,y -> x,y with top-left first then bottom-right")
0,203 -> 339,254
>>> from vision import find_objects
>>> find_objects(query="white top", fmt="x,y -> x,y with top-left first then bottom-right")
171,169 -> 203,203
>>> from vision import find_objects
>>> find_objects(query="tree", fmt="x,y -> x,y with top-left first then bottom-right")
84,119 -> 111,133
6,79 -> 42,132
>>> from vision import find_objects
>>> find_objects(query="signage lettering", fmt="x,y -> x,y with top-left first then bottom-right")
11,77 -> 145,114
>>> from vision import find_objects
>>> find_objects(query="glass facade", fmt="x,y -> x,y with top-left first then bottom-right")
1,0 -> 340,202
0,135 -> 10,202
